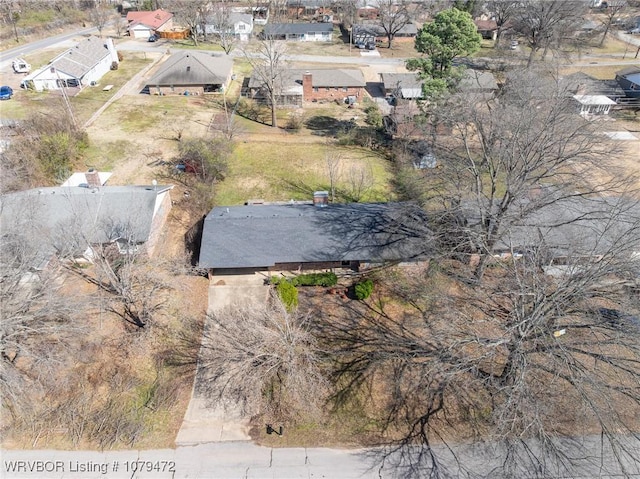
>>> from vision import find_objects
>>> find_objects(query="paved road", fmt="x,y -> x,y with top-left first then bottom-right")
2,435 -> 640,479
0,26 -> 98,68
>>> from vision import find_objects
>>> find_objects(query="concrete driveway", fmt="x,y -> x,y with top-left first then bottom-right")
176,272 -> 269,445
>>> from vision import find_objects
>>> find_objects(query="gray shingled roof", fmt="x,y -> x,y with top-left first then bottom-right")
458,69 -> 498,91
247,68 -> 365,90
263,22 -> 333,36
199,202 -> 432,269
147,51 -> 233,86
0,185 -> 172,258
49,36 -> 113,79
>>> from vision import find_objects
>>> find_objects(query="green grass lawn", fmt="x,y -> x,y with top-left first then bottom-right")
215,140 -> 394,206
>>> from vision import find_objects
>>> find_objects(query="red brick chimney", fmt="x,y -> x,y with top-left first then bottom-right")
302,71 -> 313,101
85,168 -> 101,187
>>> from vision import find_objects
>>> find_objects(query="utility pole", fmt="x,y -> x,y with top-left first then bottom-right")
53,68 -> 78,128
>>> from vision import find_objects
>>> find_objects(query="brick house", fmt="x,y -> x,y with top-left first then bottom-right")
247,68 -> 366,105
301,69 -> 366,102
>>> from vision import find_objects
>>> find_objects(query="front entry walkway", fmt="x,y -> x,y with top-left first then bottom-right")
175,273 -> 269,445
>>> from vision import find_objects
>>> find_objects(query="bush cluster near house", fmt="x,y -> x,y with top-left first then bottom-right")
354,279 -> 374,300
276,280 -> 299,311
271,272 -> 338,287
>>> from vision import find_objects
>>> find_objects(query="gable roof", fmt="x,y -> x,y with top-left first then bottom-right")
616,66 -> 640,86
248,68 -> 365,91
263,22 -> 333,35
198,202 -> 432,269
458,69 -> 498,91
126,9 -> 173,29
562,71 -> 625,98
147,51 -> 233,86
40,36 -> 116,80
353,22 -> 418,37
205,12 -> 253,25
381,72 -> 423,98
0,185 -> 173,258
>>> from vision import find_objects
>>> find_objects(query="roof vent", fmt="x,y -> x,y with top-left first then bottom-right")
313,191 -> 329,208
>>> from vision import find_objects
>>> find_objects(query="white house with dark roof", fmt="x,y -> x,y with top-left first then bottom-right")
200,12 -> 254,42
146,51 -> 233,96
198,202 -> 432,275
21,36 -> 118,92
0,185 -> 174,264
262,22 -> 333,41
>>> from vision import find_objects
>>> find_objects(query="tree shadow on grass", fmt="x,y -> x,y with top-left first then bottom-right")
305,115 -> 357,137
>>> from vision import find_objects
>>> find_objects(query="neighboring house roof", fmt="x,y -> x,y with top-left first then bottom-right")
573,94 -> 616,106
562,71 -> 625,98
303,68 -> 365,87
474,19 -> 497,31
458,69 -> 498,91
381,72 -> 423,98
248,68 -> 365,91
204,12 -> 253,27
616,66 -> 640,84
286,0 -> 327,6
353,22 -> 418,37
0,185 -> 173,258
62,171 -> 112,187
263,22 -> 333,35
26,36 -> 116,81
126,9 -> 173,29
495,195 -> 640,257
147,51 -> 233,86
198,202 -> 432,269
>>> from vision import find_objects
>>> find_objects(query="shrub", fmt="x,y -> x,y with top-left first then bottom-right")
276,281 -> 298,311
285,112 -> 304,132
364,103 -> 383,128
354,279 -> 374,300
290,272 -> 338,287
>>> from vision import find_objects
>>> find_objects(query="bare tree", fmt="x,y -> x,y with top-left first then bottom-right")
411,69 -> 628,282
86,242 -> 170,330
243,37 -> 288,128
0,221 -> 87,419
89,3 -> 114,37
0,0 -> 21,43
322,196 -> 640,477
208,0 -> 238,54
599,0 -> 627,46
325,148 -> 342,203
188,293 -> 329,420
344,163 -> 374,203
377,0 -> 413,49
512,0 -> 586,67
487,0 -> 519,48
166,0 -> 207,46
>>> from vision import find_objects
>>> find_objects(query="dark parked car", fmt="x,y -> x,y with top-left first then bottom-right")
0,85 -> 13,100
148,34 -> 158,42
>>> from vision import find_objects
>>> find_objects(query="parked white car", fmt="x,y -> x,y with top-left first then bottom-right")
12,58 -> 31,73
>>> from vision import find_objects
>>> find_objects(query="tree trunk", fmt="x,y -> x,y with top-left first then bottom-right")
599,23 -> 610,47
270,90 -> 278,128
526,47 -> 536,68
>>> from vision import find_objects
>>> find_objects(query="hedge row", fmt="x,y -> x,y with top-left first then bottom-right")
271,272 -> 338,287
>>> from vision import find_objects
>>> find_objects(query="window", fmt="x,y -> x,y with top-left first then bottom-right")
326,87 -> 330,92
343,87 -> 348,92
238,24 -> 245,31
313,87 -> 319,92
